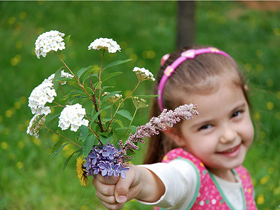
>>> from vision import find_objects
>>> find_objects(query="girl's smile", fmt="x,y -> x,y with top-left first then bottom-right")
216,143 -> 241,158
171,80 -> 254,181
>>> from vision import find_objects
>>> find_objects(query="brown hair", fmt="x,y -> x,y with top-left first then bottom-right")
144,45 -> 249,164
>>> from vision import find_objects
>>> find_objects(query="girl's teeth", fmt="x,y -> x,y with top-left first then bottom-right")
225,147 -> 235,153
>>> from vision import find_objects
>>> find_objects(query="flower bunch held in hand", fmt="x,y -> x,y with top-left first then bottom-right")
27,30 -> 198,187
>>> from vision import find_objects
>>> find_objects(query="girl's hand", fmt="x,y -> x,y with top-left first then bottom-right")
92,164 -> 165,210
92,164 -> 141,210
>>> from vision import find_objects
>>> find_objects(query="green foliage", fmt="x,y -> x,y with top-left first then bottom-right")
83,135 -> 96,157
1,1 -> 280,209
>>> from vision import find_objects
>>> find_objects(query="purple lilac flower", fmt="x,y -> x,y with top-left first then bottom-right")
115,163 -> 130,179
84,143 -> 128,179
99,161 -> 114,178
102,144 -> 119,160
120,103 -> 198,155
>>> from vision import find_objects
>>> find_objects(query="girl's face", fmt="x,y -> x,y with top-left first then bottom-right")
177,81 -> 254,179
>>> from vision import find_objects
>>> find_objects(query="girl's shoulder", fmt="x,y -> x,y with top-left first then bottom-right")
162,148 -> 193,162
162,148 -> 207,179
162,148 -> 202,167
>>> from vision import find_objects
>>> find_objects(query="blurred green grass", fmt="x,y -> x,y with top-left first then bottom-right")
0,1 -> 280,210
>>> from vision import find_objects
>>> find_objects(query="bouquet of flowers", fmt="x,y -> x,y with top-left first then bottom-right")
27,30 -> 198,187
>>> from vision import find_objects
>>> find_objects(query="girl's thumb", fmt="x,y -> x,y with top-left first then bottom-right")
114,176 -> 131,203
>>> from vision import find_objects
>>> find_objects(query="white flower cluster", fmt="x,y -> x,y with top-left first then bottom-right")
28,70 -> 73,116
133,67 -> 155,82
28,81 -> 56,116
26,114 -> 46,138
88,38 -> 121,53
35,30 -> 66,59
58,104 -> 89,132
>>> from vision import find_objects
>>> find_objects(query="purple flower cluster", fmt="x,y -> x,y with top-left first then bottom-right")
84,143 -> 129,179
120,104 -> 198,154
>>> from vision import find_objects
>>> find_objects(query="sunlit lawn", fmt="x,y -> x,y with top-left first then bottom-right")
1,1 -> 280,209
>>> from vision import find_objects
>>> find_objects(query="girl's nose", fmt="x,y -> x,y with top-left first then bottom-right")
219,125 -> 237,144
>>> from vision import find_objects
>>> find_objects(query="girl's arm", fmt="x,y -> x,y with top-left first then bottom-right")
92,164 -> 165,210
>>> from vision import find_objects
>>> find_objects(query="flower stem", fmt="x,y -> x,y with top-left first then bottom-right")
87,126 -> 102,145
56,52 -> 92,99
89,71 -> 104,132
92,92 -> 104,133
123,107 -> 138,140
59,84 -> 71,105
106,80 -> 141,131
98,50 -> 105,106
44,126 -> 81,148
52,101 -> 65,108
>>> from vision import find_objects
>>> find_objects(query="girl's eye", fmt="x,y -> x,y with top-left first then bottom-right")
199,124 -> 212,130
231,110 -> 243,118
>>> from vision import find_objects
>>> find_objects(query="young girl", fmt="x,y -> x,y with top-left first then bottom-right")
92,45 -> 257,209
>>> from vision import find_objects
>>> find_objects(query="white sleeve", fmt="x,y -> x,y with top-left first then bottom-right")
136,159 -> 198,210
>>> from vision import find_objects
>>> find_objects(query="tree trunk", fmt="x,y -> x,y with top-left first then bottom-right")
176,1 -> 196,49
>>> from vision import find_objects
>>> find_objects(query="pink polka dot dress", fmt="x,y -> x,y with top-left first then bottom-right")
155,148 -> 257,210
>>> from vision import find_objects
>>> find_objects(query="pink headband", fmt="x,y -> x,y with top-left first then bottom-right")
157,47 -> 231,111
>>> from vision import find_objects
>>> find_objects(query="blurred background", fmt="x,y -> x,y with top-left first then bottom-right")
0,1 -> 280,209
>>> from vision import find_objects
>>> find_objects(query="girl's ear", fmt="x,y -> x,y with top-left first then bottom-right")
244,85 -> 248,91
163,126 -> 186,147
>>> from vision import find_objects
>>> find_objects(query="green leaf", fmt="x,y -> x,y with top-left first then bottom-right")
116,110 -> 132,121
102,72 -> 122,82
56,77 -> 75,82
63,148 -> 82,171
83,135 -> 96,156
52,139 -> 65,153
103,59 -> 132,70
73,95 -> 88,99
101,86 -> 115,92
53,68 -> 62,90
77,65 -> 98,79
114,126 -> 136,139
64,35 -> 71,46
51,143 -> 69,160
63,90 -> 87,100
77,125 -> 89,142
94,81 -> 103,90
85,87 -> 94,96
90,105 -> 111,125
81,72 -> 98,85
129,125 -> 137,133
46,113 -> 60,124
100,133 -> 113,145
113,119 -> 124,128
113,127 -> 128,139
63,153 -> 74,171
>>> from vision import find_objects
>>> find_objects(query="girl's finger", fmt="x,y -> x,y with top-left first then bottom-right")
95,174 -> 120,185
95,190 -> 117,204
99,200 -> 124,210
93,179 -> 115,196
114,165 -> 140,203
